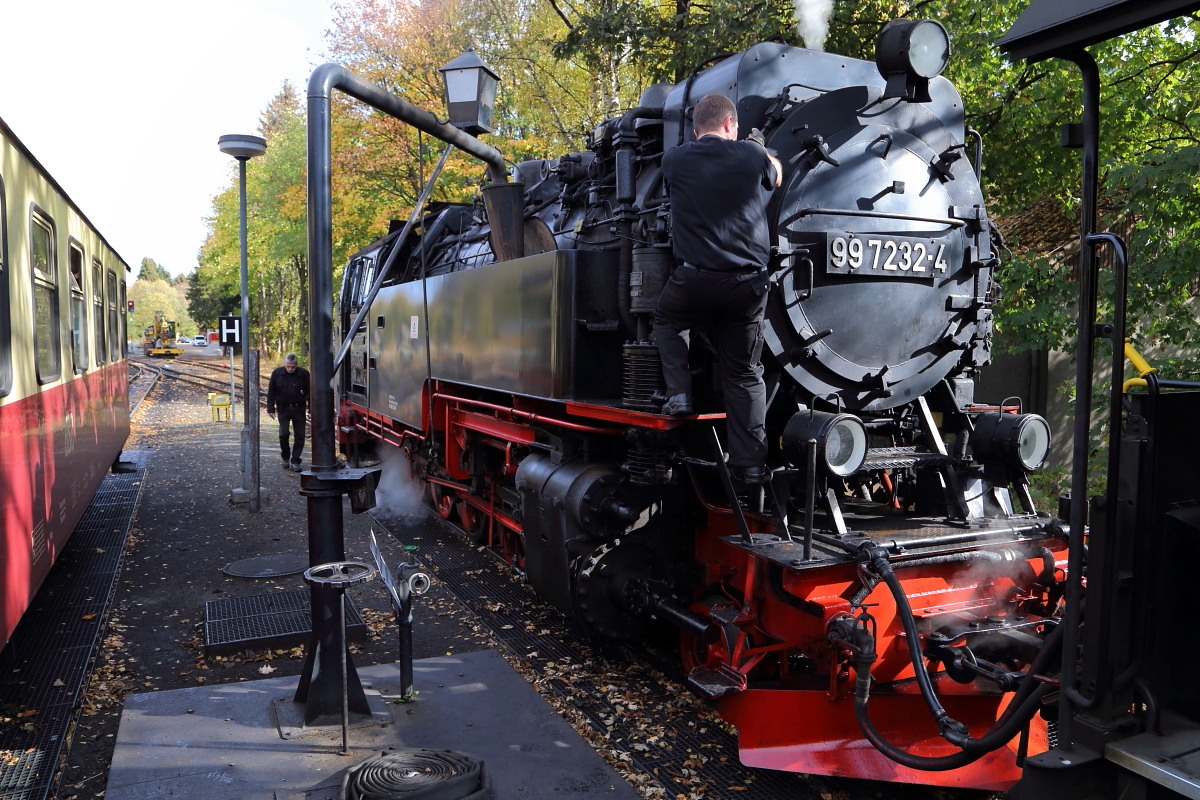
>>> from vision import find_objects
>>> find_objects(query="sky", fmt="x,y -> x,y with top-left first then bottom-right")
1,0 -> 336,279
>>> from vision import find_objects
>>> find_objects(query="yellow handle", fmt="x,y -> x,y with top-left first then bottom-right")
1123,340 -> 1157,393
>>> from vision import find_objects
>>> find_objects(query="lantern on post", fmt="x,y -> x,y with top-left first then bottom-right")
438,47 -> 500,136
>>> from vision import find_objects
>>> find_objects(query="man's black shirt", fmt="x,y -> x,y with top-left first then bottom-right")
267,366 -> 310,413
661,136 -> 777,271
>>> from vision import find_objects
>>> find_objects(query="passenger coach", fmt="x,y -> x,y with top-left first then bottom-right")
0,115 -> 131,652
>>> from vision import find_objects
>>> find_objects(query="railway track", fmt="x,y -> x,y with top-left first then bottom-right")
127,361 -> 162,414
172,353 -> 267,388
127,356 -> 267,407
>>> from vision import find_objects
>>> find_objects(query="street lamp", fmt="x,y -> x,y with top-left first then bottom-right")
218,133 -> 267,511
438,47 -> 500,135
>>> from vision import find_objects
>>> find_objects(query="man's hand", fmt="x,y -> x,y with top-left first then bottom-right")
268,412 -> 276,420
746,127 -> 766,147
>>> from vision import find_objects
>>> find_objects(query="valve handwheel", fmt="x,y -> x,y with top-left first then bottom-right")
303,561 -> 376,587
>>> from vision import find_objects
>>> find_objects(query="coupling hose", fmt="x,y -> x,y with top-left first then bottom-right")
853,547 -> 1065,767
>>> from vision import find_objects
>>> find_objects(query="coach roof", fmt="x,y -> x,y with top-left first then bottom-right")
999,0 -> 1200,62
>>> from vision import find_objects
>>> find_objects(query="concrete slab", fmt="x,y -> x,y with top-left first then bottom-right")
272,690 -> 394,740
106,649 -> 639,800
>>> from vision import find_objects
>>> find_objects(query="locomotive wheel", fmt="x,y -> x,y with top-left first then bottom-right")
427,482 -> 458,521
457,501 -> 489,545
679,597 -> 743,676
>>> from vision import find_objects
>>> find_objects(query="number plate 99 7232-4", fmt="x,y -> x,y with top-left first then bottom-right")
825,233 -> 952,277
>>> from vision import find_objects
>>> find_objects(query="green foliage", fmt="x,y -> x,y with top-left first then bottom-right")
185,268 -> 238,329
138,257 -> 172,284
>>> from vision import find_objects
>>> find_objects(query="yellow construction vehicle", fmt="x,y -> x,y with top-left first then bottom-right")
142,311 -> 184,358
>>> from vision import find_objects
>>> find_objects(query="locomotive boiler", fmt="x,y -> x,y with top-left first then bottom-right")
335,21 -> 1065,790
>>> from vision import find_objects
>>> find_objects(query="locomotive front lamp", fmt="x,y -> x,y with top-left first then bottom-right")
439,47 -> 500,136
875,19 -> 950,103
970,412 -> 1052,472
783,410 -> 869,477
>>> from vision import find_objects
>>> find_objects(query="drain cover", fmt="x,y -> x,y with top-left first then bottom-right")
223,555 -> 309,578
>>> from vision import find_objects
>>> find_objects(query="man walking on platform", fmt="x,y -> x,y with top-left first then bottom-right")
653,93 -> 782,485
267,353 -> 310,471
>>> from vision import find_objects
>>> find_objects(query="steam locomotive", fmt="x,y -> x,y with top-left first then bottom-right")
336,22 -> 1064,790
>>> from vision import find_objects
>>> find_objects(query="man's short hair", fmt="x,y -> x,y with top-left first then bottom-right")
693,94 -> 737,134
285,353 -> 298,365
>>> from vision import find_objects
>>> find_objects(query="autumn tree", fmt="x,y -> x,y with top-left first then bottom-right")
195,83 -> 312,357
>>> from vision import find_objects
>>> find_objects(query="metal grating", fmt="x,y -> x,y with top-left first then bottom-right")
0,454 -> 145,800
0,646 -> 95,712
203,590 -> 366,657
370,509 -> 814,800
0,707 -> 74,794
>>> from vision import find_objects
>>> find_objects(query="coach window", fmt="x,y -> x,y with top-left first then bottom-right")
68,241 -> 87,372
107,269 -> 119,362
119,281 -> 127,356
93,260 -> 106,363
31,210 -> 60,383
0,175 -> 9,397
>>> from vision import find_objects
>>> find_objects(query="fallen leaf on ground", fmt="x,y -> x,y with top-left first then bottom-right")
258,664 -> 276,675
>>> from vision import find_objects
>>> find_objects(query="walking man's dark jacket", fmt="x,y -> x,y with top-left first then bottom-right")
267,365 -> 310,414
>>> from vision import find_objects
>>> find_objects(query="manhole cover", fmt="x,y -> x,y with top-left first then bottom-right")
223,555 -> 309,578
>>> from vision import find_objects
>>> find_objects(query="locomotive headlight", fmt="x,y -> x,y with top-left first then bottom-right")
969,412 -> 1052,472
783,411 -> 868,477
875,19 -> 950,102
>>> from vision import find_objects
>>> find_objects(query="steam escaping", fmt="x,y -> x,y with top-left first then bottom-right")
794,0 -> 835,51
374,445 -> 427,517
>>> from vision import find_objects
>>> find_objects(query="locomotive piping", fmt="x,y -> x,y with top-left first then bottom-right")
307,63 -> 508,184
852,589 -> 1064,768
616,106 -> 664,338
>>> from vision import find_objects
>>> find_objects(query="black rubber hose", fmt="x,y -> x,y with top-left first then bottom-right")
870,555 -> 954,725
1029,545 -> 1057,586
855,673 -> 1054,769
853,616 -> 1064,768
855,556 -> 1066,768
897,551 -> 1036,587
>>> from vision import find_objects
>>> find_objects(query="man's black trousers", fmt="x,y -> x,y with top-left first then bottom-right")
278,408 -> 306,463
651,264 -> 768,468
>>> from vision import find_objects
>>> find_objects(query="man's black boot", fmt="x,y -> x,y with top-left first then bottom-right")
661,394 -> 693,416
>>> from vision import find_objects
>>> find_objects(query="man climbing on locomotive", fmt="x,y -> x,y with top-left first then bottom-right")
653,93 -> 782,484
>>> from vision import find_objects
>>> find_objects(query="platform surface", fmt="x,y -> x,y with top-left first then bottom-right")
105,648 -> 639,799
